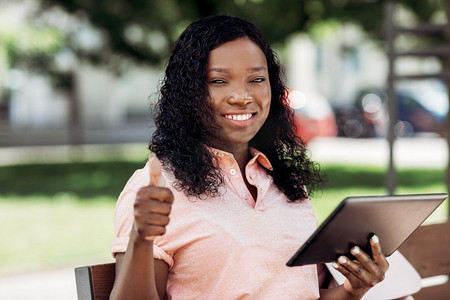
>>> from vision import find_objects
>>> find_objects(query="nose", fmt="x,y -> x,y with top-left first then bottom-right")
228,87 -> 253,106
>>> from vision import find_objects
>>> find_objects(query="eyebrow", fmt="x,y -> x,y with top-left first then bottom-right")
207,66 -> 267,74
207,68 -> 231,74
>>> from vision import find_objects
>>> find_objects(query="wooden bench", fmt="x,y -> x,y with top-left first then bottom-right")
398,221 -> 450,300
75,263 -> 115,300
74,222 -> 450,299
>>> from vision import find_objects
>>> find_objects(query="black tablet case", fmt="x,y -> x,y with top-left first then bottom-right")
287,193 -> 447,266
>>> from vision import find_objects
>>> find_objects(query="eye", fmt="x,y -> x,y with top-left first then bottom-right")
208,79 -> 226,84
251,77 -> 266,83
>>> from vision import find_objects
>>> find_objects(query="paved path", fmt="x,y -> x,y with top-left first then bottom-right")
0,137 -> 447,299
0,268 -> 77,300
308,136 -> 447,169
0,136 -> 447,168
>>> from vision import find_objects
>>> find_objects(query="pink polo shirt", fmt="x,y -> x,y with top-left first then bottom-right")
111,148 -> 320,299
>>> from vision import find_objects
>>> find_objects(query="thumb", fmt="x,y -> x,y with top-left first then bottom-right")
148,156 -> 165,187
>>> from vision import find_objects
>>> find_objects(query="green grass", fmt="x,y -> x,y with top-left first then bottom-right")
0,161 -> 447,275
0,195 -> 116,275
310,184 -> 448,224
311,164 -> 448,222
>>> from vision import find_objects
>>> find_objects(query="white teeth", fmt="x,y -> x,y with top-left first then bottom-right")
224,114 -> 252,121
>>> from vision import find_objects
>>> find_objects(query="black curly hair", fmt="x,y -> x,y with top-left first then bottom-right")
150,14 -> 324,201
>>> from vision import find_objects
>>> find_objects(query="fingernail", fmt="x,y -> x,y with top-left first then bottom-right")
338,256 -> 347,264
372,234 -> 379,243
332,262 -> 339,269
351,246 -> 360,255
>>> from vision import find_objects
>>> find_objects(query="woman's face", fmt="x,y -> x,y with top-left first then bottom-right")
205,37 -> 271,152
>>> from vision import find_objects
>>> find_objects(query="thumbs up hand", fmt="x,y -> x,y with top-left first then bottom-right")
133,156 -> 173,242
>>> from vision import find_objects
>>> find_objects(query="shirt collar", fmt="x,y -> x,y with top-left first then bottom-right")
208,146 -> 273,171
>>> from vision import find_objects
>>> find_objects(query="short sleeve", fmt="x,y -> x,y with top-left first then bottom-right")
110,187 -> 137,256
153,237 -> 175,268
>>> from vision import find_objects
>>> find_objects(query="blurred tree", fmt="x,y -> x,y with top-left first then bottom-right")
0,5 -> 65,122
0,25 -> 62,71
36,0 -> 444,67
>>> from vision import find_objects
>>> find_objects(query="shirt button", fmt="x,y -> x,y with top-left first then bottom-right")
242,193 -> 249,200
230,168 -> 237,176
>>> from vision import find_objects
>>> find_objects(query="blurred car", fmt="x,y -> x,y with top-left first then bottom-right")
287,89 -> 338,143
334,80 -> 448,138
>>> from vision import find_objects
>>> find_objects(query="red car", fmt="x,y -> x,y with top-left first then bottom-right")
286,89 -> 338,143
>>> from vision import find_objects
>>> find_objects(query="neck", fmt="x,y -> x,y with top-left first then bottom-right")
233,146 -> 250,174
208,142 -> 250,172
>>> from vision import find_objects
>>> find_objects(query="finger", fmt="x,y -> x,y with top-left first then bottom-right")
135,211 -> 170,226
137,186 -> 174,204
135,198 -> 172,215
349,246 -> 385,285
335,256 -> 382,296
149,156 -> 165,187
136,224 -> 167,241
369,234 -> 390,272
337,256 -> 364,281
350,246 -> 377,274
332,257 -> 365,290
333,257 -> 357,279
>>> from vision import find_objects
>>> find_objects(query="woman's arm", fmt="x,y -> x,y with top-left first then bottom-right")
110,157 -> 173,300
110,229 -> 169,299
319,235 -> 389,299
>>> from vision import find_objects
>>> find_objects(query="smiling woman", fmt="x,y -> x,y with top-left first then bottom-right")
109,15 -> 393,300
149,15 -> 322,202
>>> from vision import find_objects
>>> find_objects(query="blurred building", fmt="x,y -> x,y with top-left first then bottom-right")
285,23 -> 442,107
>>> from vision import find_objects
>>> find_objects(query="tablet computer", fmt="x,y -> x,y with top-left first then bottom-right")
286,193 -> 447,267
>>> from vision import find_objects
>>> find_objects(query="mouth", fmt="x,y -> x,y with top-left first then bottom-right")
223,113 -> 254,121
